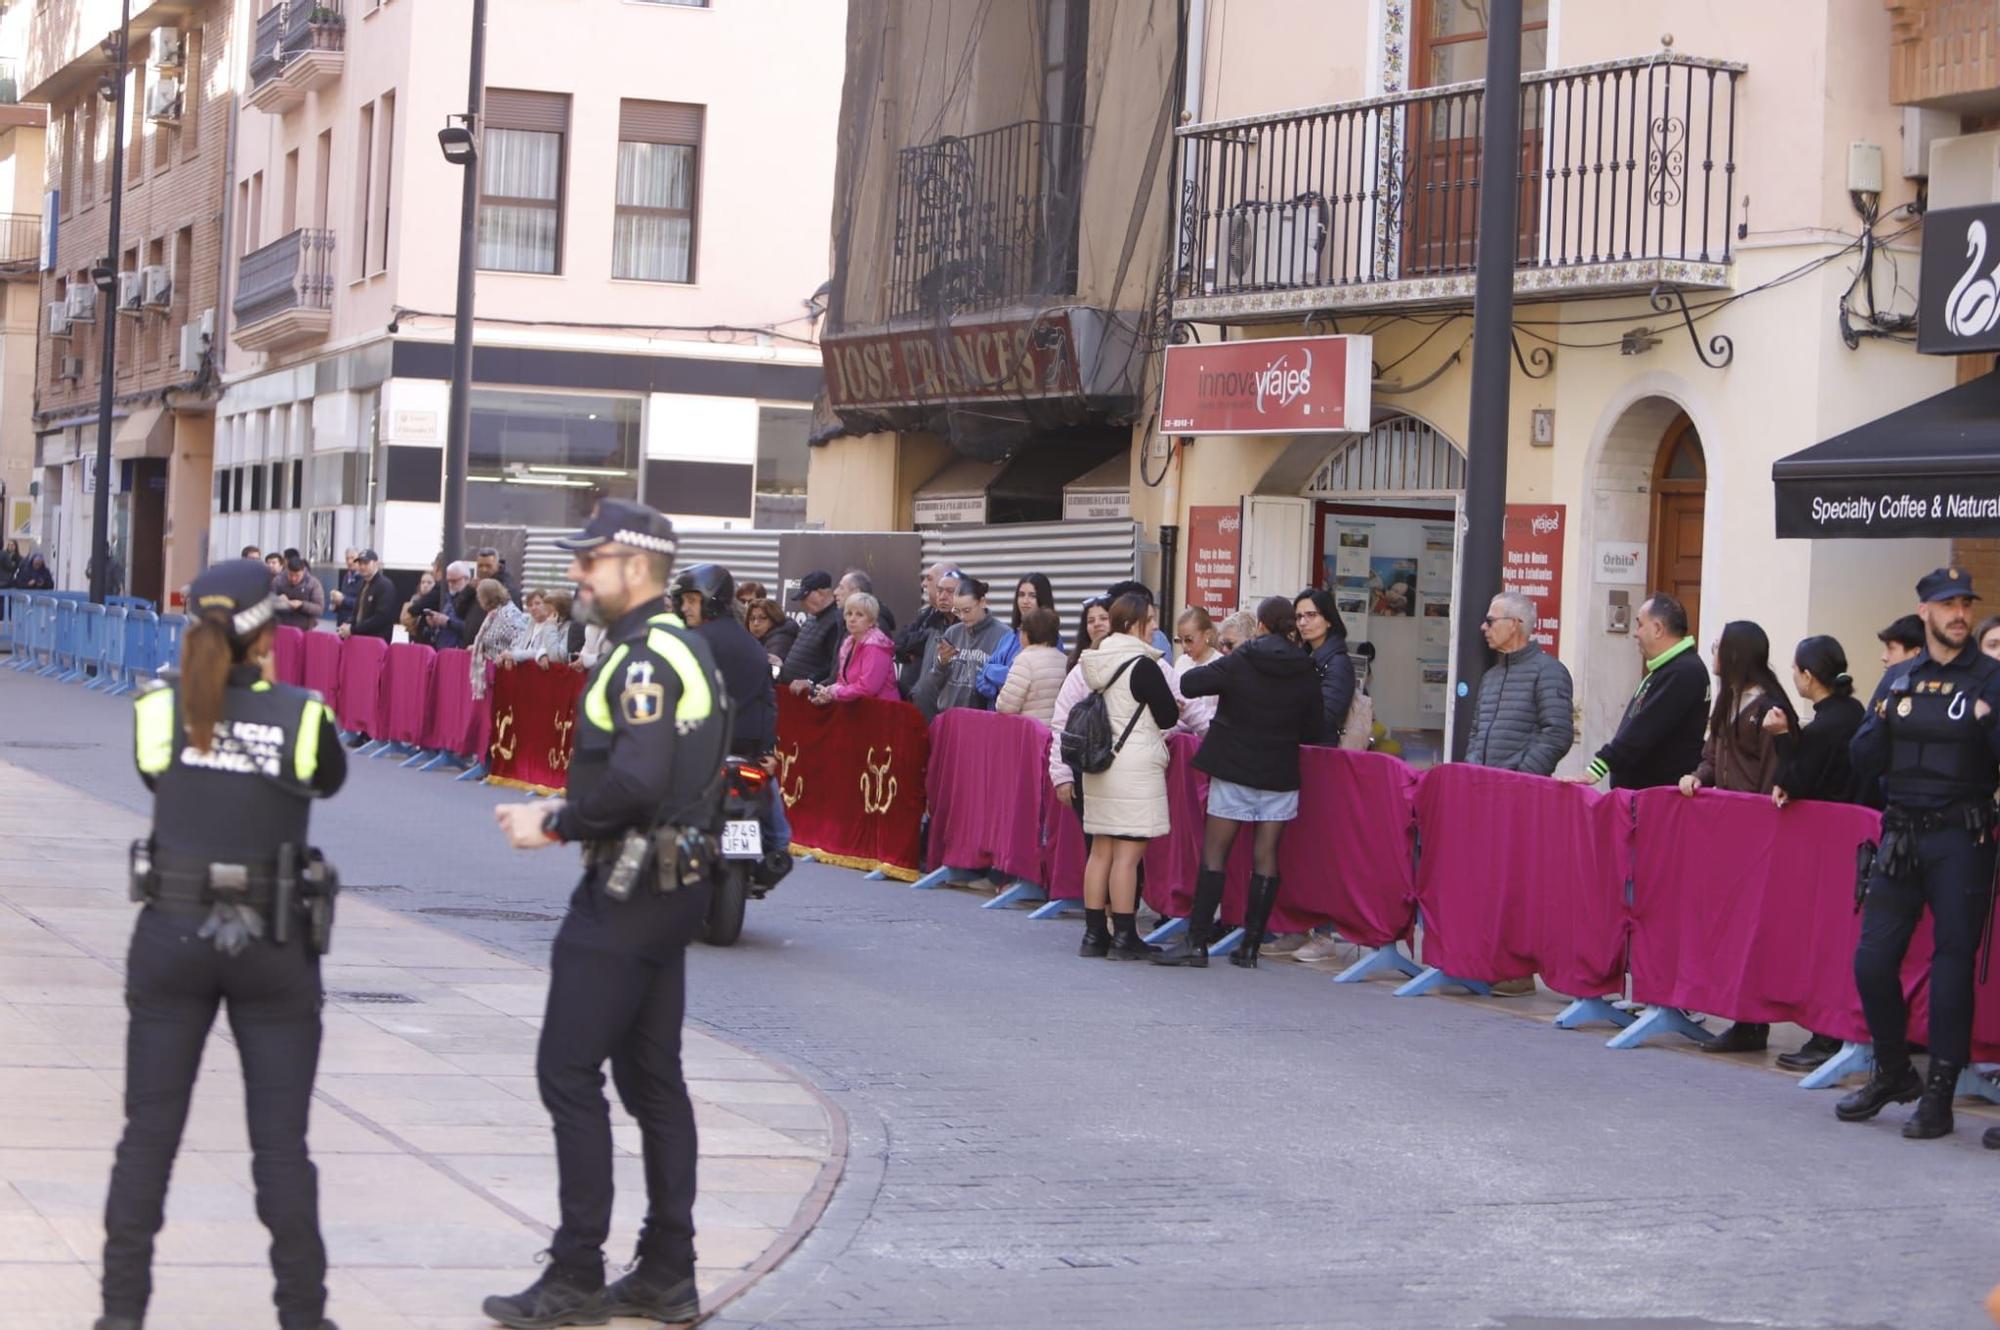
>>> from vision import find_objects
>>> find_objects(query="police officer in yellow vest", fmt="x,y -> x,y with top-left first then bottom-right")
488,500 -> 730,1329
102,560 -> 346,1330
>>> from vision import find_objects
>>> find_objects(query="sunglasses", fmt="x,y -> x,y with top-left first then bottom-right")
1173,634 -> 1203,645
1481,614 -> 1518,626
1217,639 -> 1237,653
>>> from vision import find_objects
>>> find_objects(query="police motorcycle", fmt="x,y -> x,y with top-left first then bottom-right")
705,757 -> 774,946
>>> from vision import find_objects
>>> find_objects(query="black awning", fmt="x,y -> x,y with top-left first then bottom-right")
1773,371 -> 2000,538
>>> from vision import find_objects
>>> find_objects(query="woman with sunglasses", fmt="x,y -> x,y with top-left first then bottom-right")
1169,607 -> 1222,736
1216,611 -> 1254,656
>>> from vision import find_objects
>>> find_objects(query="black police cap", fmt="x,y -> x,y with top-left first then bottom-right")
1917,566 -> 1980,604
187,559 -> 282,640
553,498 -> 678,555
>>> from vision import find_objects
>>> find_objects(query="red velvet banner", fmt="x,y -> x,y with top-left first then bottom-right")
272,626 -> 306,687
302,630 -> 342,711
776,690 -> 929,880
334,635 -> 388,736
1415,765 -> 1631,997
926,710 -> 1051,884
381,643 -> 437,747
486,661 -> 585,794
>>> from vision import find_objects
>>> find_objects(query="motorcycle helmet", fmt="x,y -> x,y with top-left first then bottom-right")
670,562 -> 736,625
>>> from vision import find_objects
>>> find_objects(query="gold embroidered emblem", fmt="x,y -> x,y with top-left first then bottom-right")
860,746 -> 897,814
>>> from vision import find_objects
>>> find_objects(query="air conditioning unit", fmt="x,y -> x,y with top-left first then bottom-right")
47,300 -> 70,336
145,79 -> 182,125
117,271 -> 143,312
178,310 -> 214,373
150,27 -> 185,72
1221,198 -> 1327,291
59,355 -> 83,382
142,264 -> 171,307
66,285 -> 97,323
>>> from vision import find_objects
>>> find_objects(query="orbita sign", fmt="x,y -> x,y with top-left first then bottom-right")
1159,334 -> 1372,435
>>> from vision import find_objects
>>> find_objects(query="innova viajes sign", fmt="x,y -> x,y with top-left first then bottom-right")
1159,334 -> 1373,435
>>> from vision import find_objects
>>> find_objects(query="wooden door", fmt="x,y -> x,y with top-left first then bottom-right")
1649,414 -> 1706,639
1403,0 -> 1549,277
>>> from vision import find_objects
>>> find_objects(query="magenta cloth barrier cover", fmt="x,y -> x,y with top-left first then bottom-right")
1139,733 -> 1207,919
421,649 -> 483,758
1414,765 -> 1631,996
381,643 -> 438,747
301,631 -> 342,710
334,635 -> 389,735
925,710 -> 1052,883
1628,788 -> 1925,1040
272,627 -> 306,687
1041,789 -> 1087,899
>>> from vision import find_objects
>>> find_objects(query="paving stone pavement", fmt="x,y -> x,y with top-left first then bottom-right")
0,735 -> 838,1330
4,670 -> 2000,1330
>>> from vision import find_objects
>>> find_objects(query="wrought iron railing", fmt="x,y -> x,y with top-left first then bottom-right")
0,58 -> 19,106
889,120 -> 1088,320
234,228 -> 335,327
0,213 -> 39,267
1176,52 -> 1742,300
250,0 -> 344,90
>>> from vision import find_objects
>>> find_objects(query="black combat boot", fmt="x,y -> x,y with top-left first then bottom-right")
1834,1056 -> 1922,1123
1700,1022 -> 1770,1054
94,1319 -> 143,1330
1107,912 -> 1158,961
1983,1125 -> 2000,1150
602,1262 -> 700,1324
1078,907 -> 1110,958
1153,868 -> 1226,968
1231,874 -> 1281,969
1903,1060 -> 1963,1139
482,1260 -> 609,1329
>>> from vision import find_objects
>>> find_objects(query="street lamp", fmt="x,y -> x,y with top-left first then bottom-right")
87,0 -> 131,607
437,0 -> 487,571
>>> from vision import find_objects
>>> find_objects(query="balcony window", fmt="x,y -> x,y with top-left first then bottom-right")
613,100 -> 702,282
1415,0 -> 1548,89
478,90 -> 568,274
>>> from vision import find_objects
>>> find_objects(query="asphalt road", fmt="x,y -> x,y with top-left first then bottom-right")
4,668 -> 1996,1330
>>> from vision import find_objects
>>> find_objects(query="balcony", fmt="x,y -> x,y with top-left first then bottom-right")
234,228 -> 335,351
0,212 -> 40,277
1887,0 -> 2000,109
1172,52 -> 1744,324
245,0 -> 345,114
889,120 -> 1088,320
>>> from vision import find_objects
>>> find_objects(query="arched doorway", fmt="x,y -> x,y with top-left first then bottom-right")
1649,413 -> 1706,639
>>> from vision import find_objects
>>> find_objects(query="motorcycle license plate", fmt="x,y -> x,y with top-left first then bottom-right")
721,820 -> 763,859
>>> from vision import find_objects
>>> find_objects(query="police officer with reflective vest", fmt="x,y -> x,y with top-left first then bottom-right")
102,560 -> 345,1330
488,501 -> 729,1329
1842,566 -> 2000,1140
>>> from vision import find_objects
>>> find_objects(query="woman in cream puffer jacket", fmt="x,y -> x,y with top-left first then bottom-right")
994,607 -> 1067,724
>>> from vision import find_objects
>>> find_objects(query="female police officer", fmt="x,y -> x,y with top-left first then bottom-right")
98,559 -> 345,1330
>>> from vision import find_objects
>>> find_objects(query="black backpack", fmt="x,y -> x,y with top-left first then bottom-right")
1060,656 -> 1147,775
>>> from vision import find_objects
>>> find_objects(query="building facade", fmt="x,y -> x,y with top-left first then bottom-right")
24,0 -> 234,604
216,0 -> 839,592
812,0 -> 1956,767
0,1 -> 47,554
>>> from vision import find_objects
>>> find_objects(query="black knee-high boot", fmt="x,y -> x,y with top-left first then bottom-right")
1232,874 -> 1281,968
1152,868 -> 1226,968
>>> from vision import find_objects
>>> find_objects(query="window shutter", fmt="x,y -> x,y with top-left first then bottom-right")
619,99 -> 703,145
485,89 -> 569,134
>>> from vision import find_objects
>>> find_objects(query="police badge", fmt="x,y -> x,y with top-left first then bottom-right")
621,659 -> 666,724
1897,697 -> 1914,718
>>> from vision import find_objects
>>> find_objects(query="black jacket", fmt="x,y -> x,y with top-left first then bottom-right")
351,572 -> 399,641
1181,635 -> 1325,791
1774,693 -> 1864,804
695,616 -> 777,755
895,606 -> 953,698
1310,636 -> 1357,741
1595,642 -> 1710,790
778,603 -> 842,686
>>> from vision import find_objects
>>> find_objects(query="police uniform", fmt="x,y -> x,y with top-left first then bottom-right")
1842,566 -> 2000,1139
101,561 -> 345,1330
485,502 -> 728,1330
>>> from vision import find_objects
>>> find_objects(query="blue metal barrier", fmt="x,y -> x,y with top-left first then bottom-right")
155,613 -> 185,673
0,589 -> 22,655
65,603 -> 107,684
107,595 -> 156,614
10,596 -> 47,671
86,607 -> 129,691
112,609 -> 160,693
40,599 -> 77,678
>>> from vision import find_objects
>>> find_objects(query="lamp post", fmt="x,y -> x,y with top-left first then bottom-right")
1448,0 -> 1524,758
87,0 -> 132,606
437,0 -> 487,566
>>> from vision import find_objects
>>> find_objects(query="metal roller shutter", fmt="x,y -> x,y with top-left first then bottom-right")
486,89 -> 569,133
619,99 -> 702,145
921,519 -> 1140,624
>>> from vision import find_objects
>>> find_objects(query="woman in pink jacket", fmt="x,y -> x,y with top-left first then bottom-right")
812,593 -> 900,704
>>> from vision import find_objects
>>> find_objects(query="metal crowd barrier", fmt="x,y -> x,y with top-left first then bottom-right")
1,595 -> 181,684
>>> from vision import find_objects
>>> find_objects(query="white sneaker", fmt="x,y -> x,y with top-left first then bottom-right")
1291,933 -> 1346,963
1263,932 -> 1308,955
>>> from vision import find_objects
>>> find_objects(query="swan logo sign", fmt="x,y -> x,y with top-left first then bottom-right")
1160,334 -> 1373,435
1920,205 -> 2000,354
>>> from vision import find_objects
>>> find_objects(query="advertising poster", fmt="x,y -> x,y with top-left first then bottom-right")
1501,504 -> 1566,656
1185,506 -> 1242,618
1369,556 -> 1417,617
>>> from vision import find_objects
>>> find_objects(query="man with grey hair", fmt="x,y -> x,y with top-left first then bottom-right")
1464,589 -> 1574,777
894,562 -> 958,699
837,567 -> 894,635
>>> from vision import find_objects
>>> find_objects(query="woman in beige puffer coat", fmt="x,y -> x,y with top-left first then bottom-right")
994,606 -> 1067,724
1066,592 -> 1180,960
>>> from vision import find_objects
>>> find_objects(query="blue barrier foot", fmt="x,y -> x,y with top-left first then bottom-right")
419,750 -> 463,773
1798,1041 -> 1874,1090
1205,926 -> 1246,959
1027,897 -> 1083,919
1332,944 -> 1422,984
863,869 -> 887,881
1605,1006 -> 1715,1050
371,742 -> 409,760
453,762 -> 488,782
399,748 -> 436,768
1394,966 -> 1493,998
1957,1064 -> 2000,1104
1553,997 -> 1635,1030
1142,917 -> 1187,945
982,880 -> 1048,910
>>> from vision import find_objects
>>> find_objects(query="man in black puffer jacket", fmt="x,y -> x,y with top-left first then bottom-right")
1465,590 -> 1574,776
778,571 -> 842,693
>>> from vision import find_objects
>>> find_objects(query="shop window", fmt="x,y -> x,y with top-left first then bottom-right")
467,388 -> 639,527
